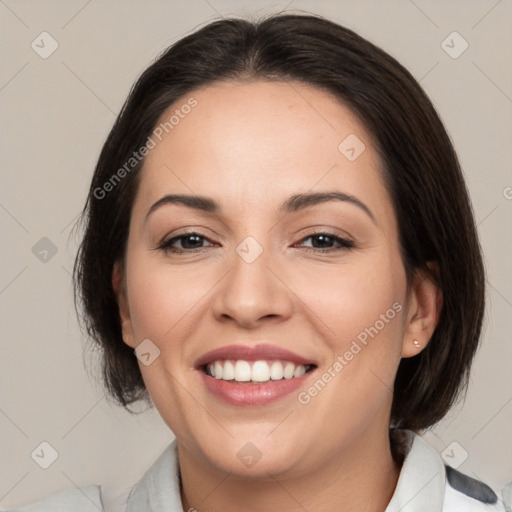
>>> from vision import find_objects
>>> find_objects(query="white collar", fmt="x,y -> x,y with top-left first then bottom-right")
385,429 -> 445,511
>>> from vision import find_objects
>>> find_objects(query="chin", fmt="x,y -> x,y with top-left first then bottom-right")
199,434 -> 305,479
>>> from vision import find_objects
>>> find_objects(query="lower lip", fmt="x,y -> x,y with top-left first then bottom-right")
198,370 -> 315,406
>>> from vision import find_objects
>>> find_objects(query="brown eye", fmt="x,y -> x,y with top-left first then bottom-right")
158,232 -> 215,254
296,232 -> 354,252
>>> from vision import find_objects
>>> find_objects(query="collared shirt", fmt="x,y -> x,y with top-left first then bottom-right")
2,430 -> 505,511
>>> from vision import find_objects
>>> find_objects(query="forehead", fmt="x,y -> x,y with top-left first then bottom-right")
133,80 -> 392,223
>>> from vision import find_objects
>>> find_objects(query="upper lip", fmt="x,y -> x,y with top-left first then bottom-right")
195,344 -> 317,368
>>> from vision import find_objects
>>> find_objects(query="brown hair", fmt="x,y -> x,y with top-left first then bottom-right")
73,12 -> 485,431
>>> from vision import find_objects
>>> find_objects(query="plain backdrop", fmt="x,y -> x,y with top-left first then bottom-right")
1,0 -> 511,509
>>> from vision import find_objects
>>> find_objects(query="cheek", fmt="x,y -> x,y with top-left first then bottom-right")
298,265 -> 405,418
294,256 -> 405,344
297,251 -> 407,402
125,253 -> 210,343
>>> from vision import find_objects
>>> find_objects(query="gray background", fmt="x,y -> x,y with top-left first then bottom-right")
1,0 -> 511,509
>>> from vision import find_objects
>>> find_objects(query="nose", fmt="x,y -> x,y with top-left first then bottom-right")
210,242 -> 294,329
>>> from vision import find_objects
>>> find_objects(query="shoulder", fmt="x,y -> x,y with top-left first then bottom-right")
1,441 -> 179,512
386,429 -> 505,511
125,439 -> 183,511
443,465 -> 505,511
0,485 -> 104,512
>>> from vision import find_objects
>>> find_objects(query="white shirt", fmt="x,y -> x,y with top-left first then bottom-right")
2,430 -> 505,511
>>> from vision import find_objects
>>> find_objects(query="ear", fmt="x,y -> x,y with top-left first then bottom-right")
112,261 -> 136,349
401,262 -> 443,358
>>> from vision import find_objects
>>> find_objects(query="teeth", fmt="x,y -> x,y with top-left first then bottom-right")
205,360 -> 312,382
214,361 -> 223,380
223,360 -> 235,380
293,365 -> 306,378
270,361 -> 283,380
234,360 -> 251,382
251,360 -> 270,382
283,362 -> 295,379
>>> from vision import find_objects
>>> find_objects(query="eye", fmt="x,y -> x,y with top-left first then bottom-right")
157,230 -> 354,255
295,232 -> 354,253
157,231 -> 215,254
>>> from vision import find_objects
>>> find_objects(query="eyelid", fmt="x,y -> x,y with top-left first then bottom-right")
295,231 -> 355,251
156,230 -> 216,251
292,224 -> 355,243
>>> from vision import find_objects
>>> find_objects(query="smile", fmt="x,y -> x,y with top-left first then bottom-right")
194,344 -> 319,405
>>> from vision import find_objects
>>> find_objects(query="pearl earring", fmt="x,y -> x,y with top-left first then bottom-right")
413,339 -> 421,348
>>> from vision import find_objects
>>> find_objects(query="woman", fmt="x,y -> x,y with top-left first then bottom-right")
4,12 -> 504,512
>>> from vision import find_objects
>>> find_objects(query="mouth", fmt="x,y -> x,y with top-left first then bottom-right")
195,344 -> 318,405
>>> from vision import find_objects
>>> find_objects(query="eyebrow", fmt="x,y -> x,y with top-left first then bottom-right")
145,191 -> 376,225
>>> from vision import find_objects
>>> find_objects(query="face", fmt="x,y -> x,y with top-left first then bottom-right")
114,80 -> 434,479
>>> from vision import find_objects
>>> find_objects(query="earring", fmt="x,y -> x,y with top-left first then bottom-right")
413,339 -> 421,348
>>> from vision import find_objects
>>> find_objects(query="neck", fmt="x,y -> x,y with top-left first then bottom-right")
178,428 -> 403,512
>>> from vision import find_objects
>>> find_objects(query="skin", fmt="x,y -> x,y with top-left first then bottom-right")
113,80 -> 441,512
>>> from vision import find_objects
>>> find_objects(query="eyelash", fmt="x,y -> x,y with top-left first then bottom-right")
157,231 -> 355,254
